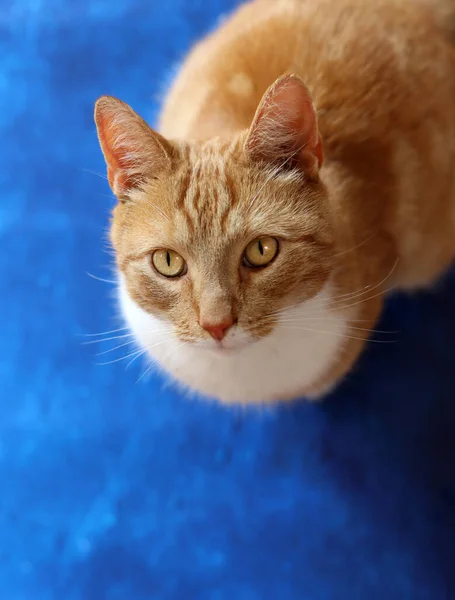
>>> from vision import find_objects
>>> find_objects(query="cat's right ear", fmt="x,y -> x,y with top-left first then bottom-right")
94,96 -> 172,199
245,74 -> 323,180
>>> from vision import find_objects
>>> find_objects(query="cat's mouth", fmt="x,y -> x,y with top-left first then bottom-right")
210,344 -> 237,355
178,323 -> 262,353
199,335 -> 258,354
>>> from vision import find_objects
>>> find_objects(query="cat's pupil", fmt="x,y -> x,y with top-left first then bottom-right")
166,251 -> 171,267
258,240 -> 264,255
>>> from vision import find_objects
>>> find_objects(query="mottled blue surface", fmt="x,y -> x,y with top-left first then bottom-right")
2,0 -> 455,598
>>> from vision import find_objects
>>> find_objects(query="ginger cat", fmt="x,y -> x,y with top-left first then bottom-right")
94,0 -> 455,404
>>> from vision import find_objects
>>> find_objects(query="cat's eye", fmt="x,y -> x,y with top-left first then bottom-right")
243,236 -> 279,268
152,249 -> 186,278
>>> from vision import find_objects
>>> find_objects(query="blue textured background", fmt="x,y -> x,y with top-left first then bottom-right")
2,1 -> 455,598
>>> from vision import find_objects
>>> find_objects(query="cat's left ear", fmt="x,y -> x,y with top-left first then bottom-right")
245,74 -> 323,179
94,96 -> 172,199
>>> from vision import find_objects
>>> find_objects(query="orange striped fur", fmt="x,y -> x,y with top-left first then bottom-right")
94,0 -> 455,403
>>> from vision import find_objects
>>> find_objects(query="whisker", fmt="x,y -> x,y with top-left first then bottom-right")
347,328 -> 397,336
86,271 -> 117,285
94,192 -> 117,200
95,337 -> 172,369
277,318 -> 398,334
279,325 -> 396,344
341,325 -> 397,335
328,258 -> 399,309
82,168 -> 171,223
126,349 -> 148,369
78,326 -> 129,338
136,357 -> 159,384
333,232 -> 377,257
81,167 -> 109,181
328,284 -> 397,314
95,348 -> 145,366
136,340 -> 188,384
277,318 -> 375,323
82,326 -> 174,345
266,290 -> 360,320
268,258 -> 399,319
96,340 -> 137,356
81,167 -> 130,196
83,333 -> 135,345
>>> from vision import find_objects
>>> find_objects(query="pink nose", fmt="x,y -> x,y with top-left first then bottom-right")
200,318 -> 235,341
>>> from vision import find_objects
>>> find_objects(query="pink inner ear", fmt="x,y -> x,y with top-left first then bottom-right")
94,96 -> 171,197
246,74 -> 323,176
96,116 -> 131,191
96,100 -> 148,195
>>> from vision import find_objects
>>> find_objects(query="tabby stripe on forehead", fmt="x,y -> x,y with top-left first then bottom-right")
218,170 -> 239,233
205,185 -> 219,232
176,167 -> 195,233
192,181 -> 202,215
176,167 -> 191,210
189,163 -> 202,215
225,170 -> 239,208
220,204 -> 230,234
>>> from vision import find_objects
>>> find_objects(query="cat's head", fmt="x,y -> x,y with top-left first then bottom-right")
94,75 -> 334,354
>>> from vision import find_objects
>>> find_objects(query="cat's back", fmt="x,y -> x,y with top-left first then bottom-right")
159,0 -> 455,143
159,0 -> 455,288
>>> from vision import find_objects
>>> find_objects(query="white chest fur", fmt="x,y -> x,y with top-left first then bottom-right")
119,279 -> 351,403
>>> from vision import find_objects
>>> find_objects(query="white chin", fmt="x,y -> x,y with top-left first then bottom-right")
205,344 -> 246,356
196,336 -> 255,353
118,277 -> 352,404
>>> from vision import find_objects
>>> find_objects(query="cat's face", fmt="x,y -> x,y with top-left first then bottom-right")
95,75 -> 343,401
111,139 -> 333,353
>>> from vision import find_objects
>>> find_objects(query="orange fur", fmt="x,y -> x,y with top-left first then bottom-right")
95,0 -> 455,402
